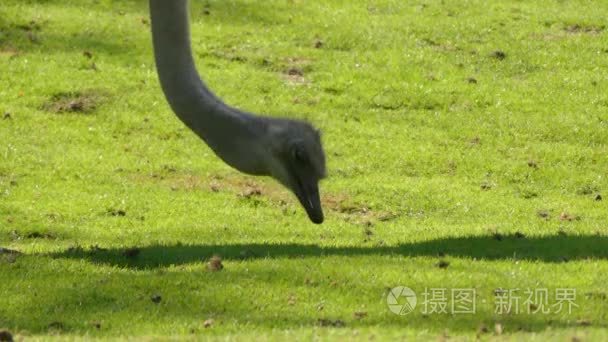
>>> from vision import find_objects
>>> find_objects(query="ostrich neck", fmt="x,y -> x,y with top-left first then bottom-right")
149,0 -> 267,175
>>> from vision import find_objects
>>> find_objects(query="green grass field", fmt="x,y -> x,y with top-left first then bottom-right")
1,0 -> 607,340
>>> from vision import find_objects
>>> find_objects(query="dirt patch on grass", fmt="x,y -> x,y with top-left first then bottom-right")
489,50 -> 506,60
0,247 -> 21,263
207,255 -> 223,271
130,171 -> 397,223
353,311 -> 367,320
284,56 -> 313,68
0,247 -> 21,255
41,90 -> 106,114
559,212 -> 581,222
136,172 -> 284,207
168,174 -> 204,191
282,69 -> 308,85
419,37 -> 461,52
324,194 -> 369,215
576,184 -> 599,196
532,23 -> 605,41
10,230 -> 56,240
564,24 -> 604,34
281,57 -> 313,85
436,260 -> 450,269
150,294 -> 162,304
25,231 -> 57,239
323,193 -> 400,224
106,208 -> 127,217
47,321 -> 67,333
239,184 -> 262,199
0,45 -> 21,59
537,209 -> 550,220
317,318 -> 345,327
14,20 -> 43,32
128,158 -> 399,225
203,318 -> 214,328
286,67 -> 304,77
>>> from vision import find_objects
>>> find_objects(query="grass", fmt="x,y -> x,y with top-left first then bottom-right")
1,0 -> 607,340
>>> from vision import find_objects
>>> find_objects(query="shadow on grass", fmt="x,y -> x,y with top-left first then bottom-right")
0,0 -> 290,56
7,234 -> 606,335
10,235 -> 608,336
47,234 -> 608,269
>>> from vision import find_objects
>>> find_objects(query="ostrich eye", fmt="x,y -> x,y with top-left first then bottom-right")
292,146 -> 306,163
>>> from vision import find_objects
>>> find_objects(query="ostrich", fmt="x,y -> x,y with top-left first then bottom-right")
149,0 -> 327,223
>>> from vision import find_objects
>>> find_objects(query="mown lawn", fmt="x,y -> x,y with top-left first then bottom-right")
1,0 -> 607,340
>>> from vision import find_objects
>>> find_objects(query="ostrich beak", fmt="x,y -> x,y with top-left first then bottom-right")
293,179 -> 324,224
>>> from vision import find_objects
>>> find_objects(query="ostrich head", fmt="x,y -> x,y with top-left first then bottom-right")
265,118 -> 327,224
